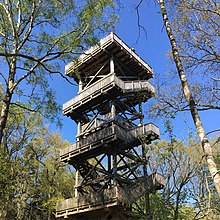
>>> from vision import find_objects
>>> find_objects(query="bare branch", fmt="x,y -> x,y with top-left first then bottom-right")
135,0 -> 148,43
11,102 -> 39,113
212,77 -> 220,81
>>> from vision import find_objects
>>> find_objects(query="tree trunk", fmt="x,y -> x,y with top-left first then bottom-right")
173,183 -> 184,220
0,91 -> 13,146
142,144 -> 152,220
0,60 -> 16,147
158,0 -> 220,197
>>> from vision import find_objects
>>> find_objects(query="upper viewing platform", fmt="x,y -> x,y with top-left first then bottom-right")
63,73 -> 155,120
65,32 -> 154,85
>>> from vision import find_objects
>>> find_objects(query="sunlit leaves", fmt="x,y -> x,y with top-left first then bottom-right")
0,105 -> 74,219
0,0 -> 117,136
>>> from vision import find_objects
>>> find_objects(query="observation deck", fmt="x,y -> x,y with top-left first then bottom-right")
60,122 -> 159,163
63,73 -> 155,122
56,173 -> 165,219
65,32 -> 153,83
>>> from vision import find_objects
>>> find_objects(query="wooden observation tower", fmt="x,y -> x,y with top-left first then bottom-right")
56,33 -> 165,220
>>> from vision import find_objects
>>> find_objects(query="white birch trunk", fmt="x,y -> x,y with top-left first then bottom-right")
158,0 -> 220,197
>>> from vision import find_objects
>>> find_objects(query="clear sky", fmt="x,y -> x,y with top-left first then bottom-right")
54,1 -> 219,143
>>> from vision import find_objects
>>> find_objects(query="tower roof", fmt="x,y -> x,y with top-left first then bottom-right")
65,32 -> 154,83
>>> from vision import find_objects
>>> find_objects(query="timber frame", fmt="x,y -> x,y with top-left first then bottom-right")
56,32 -> 165,219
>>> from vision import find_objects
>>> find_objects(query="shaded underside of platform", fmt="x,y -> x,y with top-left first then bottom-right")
65,32 -> 153,83
57,207 -> 139,220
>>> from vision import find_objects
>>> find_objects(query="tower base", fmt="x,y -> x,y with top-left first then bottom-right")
61,206 -> 139,220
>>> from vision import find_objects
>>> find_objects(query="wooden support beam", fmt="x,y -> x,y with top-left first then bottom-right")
84,60 -> 108,89
113,152 -> 117,186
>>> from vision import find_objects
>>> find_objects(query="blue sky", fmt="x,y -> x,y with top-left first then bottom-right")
53,1 -> 219,143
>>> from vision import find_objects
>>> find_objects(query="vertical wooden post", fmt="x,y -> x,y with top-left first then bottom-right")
110,56 -> 114,74
78,77 -> 83,93
111,101 -> 116,119
74,171 -> 79,197
108,154 -> 112,186
113,152 -> 117,186
75,78 -> 83,198
139,101 -> 143,125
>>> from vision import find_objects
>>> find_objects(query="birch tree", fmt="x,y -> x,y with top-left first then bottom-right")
156,0 -> 220,197
0,0 -> 116,147
150,0 -> 219,118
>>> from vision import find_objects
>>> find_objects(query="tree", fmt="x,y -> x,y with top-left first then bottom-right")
0,104 -> 75,219
149,139 -> 200,220
133,134 -> 220,219
155,0 -> 220,197
0,0 -> 117,147
150,0 -> 219,118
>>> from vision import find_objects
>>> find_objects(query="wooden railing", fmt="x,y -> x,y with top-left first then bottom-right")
56,186 -> 129,217
60,123 -> 159,162
63,73 -> 155,114
63,73 -> 115,113
56,173 -> 165,218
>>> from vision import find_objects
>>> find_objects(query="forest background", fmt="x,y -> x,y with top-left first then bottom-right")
0,0 -> 219,219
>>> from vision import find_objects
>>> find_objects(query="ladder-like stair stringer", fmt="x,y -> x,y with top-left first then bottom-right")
74,160 -> 102,192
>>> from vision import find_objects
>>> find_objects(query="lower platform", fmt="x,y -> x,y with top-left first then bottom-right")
56,206 -> 138,220
56,173 -> 165,219
56,187 -> 129,218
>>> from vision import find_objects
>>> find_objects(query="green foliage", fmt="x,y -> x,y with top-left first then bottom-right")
134,193 -> 173,220
178,206 -> 197,220
0,102 -> 75,219
149,193 -> 173,220
135,137 -> 220,220
0,0 -> 117,142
